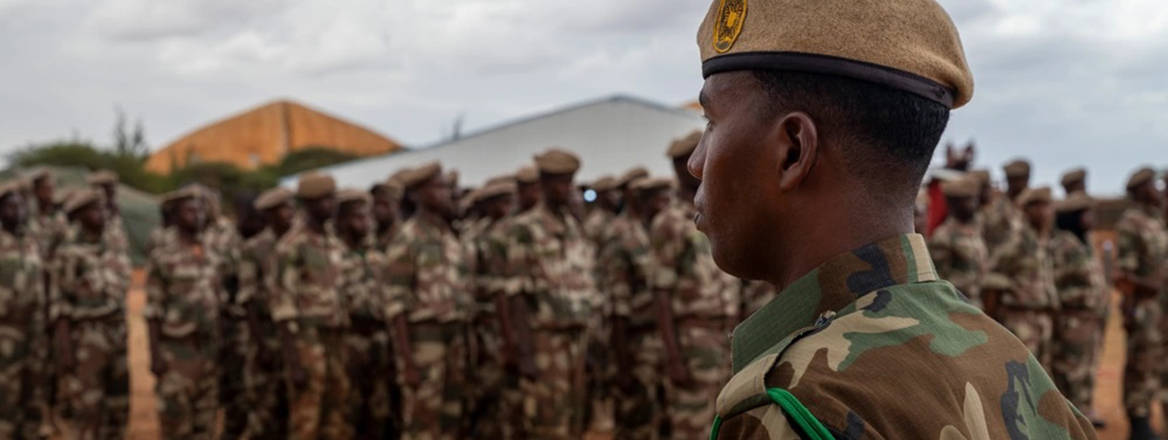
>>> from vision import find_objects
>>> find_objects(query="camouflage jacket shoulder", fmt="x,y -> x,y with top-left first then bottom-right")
649,199 -> 737,320
144,233 -> 223,339
269,224 -> 348,327
500,203 -> 598,327
583,208 -> 616,246
0,229 -> 45,330
713,234 -> 1096,440
927,217 -> 988,304
340,241 -> 389,322
27,212 -> 68,259
384,213 -> 471,323
1114,205 -> 1168,282
991,222 -> 1058,309
53,227 -> 132,320
594,212 -> 653,321
1047,231 -> 1107,310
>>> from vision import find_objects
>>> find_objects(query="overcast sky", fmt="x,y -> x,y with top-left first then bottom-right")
1,0 -> 1165,195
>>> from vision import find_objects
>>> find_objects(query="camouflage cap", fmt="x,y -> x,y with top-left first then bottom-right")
336,188 -> 371,206
940,175 -> 978,198
1059,168 -> 1087,188
297,172 -> 337,199
1002,159 -> 1031,178
591,175 -> 619,192
515,166 -> 540,184
982,273 -> 1012,291
667,130 -> 703,158
534,149 -> 581,175
969,169 -> 991,186
1126,167 -> 1156,190
1017,186 -> 1052,206
631,177 -> 673,193
1056,192 -> 1094,213
160,187 -> 200,205
479,181 -> 517,201
398,161 -> 443,190
697,0 -> 973,108
87,170 -> 119,185
64,188 -> 103,215
617,166 -> 650,188
485,174 -> 516,187
254,187 -> 294,211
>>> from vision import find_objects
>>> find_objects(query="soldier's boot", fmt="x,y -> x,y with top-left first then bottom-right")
1128,416 -> 1161,440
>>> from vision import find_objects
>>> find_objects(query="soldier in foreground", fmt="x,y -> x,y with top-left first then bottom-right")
1049,193 -> 1108,427
271,173 -> 352,439
0,181 -> 46,439
144,189 -> 221,438
385,163 -> 469,439
689,0 -> 1095,437
53,189 -> 133,439
1113,168 -> 1166,440
927,176 -> 989,308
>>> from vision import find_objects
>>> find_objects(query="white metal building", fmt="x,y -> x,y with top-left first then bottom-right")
286,95 -> 705,189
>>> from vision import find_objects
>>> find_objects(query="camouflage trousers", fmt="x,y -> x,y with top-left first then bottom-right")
155,338 -> 219,439
397,321 -> 466,440
999,308 -> 1054,372
1051,310 -> 1104,414
345,329 -> 396,440
521,328 -> 587,440
466,316 -> 516,439
666,320 -> 730,440
1122,296 -> 1163,417
220,317 -> 249,438
0,324 -> 42,439
243,322 -> 287,440
58,317 -> 128,440
614,325 -> 664,440
288,326 -> 352,440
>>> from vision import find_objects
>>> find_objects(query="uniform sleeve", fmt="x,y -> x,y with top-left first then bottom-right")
237,246 -> 259,306
1052,239 -> 1094,306
596,234 -> 633,317
1113,219 -> 1143,277
48,250 -> 75,321
501,222 -> 536,297
143,254 -> 165,320
649,213 -> 687,290
269,243 -> 299,322
383,238 -> 415,320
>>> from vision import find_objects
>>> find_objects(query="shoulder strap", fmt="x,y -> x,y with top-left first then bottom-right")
710,388 -> 835,440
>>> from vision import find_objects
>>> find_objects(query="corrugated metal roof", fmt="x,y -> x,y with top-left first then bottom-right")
285,95 -> 705,189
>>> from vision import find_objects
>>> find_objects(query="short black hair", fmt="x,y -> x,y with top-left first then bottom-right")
752,70 -> 950,198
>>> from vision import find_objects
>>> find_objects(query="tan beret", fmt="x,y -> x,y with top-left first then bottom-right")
631,177 -> 673,193
398,162 -> 443,190
0,180 -> 21,198
617,167 -> 650,188
940,176 -> 978,198
254,187 -> 294,211
982,273 -> 1012,291
1017,186 -> 1052,206
87,170 -> 118,185
515,166 -> 539,184
297,172 -> 336,199
969,169 -> 991,186
485,175 -> 516,188
697,0 -> 973,108
64,188 -> 103,215
591,176 -> 618,192
534,149 -> 581,175
1003,160 -> 1031,178
478,181 -> 517,202
1126,167 -> 1156,190
336,188 -> 371,206
1056,193 -> 1094,213
667,130 -> 703,158
160,188 -> 200,205
1060,168 -> 1087,188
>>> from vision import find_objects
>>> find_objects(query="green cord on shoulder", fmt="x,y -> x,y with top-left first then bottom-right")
708,388 -> 836,440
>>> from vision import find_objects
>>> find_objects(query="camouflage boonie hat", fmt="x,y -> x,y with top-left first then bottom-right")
617,167 -> 650,188
534,149 -> 581,175
1003,159 -> 1031,178
1126,167 -> 1156,190
515,166 -> 539,184
160,187 -> 200,205
1056,192 -> 1094,213
398,162 -> 443,190
64,188 -> 103,215
941,176 -> 978,198
1060,168 -> 1086,188
87,170 -> 118,185
297,172 -> 337,200
254,187 -> 294,211
1017,186 -> 1052,206
667,130 -> 703,158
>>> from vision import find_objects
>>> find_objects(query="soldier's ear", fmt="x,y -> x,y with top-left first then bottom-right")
773,112 -> 818,193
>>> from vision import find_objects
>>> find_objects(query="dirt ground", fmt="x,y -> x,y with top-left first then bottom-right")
109,275 -> 1159,439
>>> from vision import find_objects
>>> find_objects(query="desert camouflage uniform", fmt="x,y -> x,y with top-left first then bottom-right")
583,208 -> 617,247
596,212 -> 660,440
466,216 -> 518,439
385,212 -> 471,439
0,228 -> 46,439
1114,205 -> 1167,417
29,210 -> 69,260
103,212 -> 130,258
981,194 -> 1023,256
928,216 -> 989,307
144,226 -> 171,258
52,225 -> 132,440
738,280 -> 777,323
271,224 -> 352,439
1047,230 -> 1107,415
991,218 -> 1059,370
237,228 -> 287,439
145,230 -> 223,439
500,203 -> 599,439
649,199 -> 737,439
203,216 -> 251,438
710,234 -> 1096,439
339,237 -> 396,440
22,209 -> 62,437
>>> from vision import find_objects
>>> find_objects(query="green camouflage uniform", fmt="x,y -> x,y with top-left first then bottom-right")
1114,205 -> 1167,417
52,225 -> 132,440
204,216 -> 250,438
466,216 -> 518,439
596,211 -> 659,440
237,228 -> 287,439
500,203 -> 599,439
1047,230 -> 1107,415
990,219 -> 1059,370
144,230 -> 223,439
928,216 -> 989,307
385,212 -> 471,439
710,234 -> 1097,439
649,199 -> 738,439
340,238 -> 396,440
271,224 -> 353,439
0,228 -> 47,439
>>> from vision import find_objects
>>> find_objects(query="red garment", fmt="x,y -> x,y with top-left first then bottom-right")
926,179 -> 948,237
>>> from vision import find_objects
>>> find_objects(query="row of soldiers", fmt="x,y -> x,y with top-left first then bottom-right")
922,160 -> 1168,438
